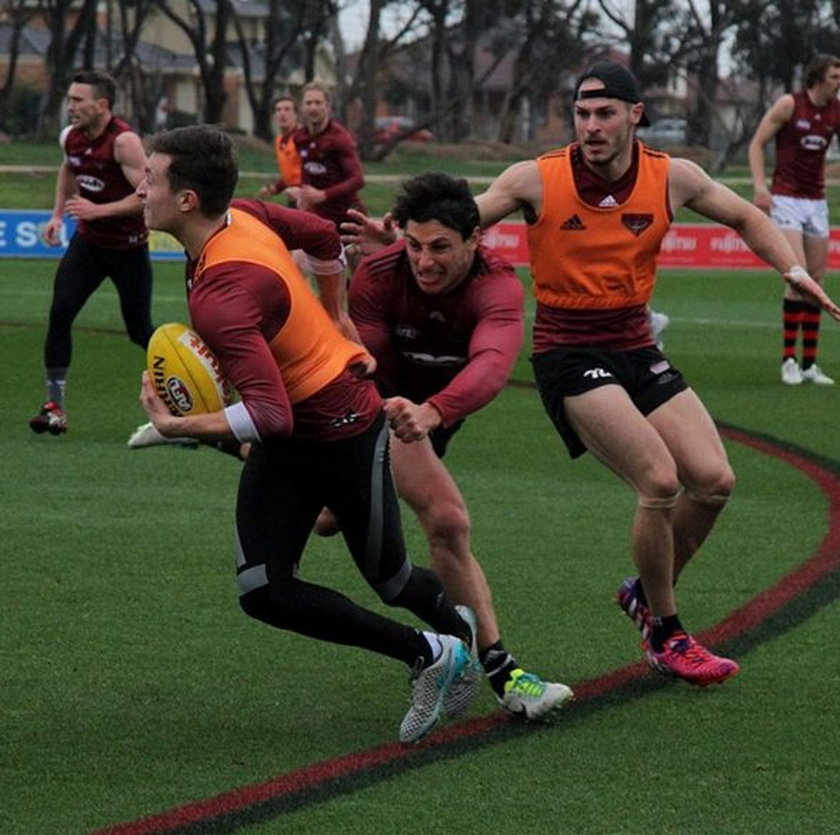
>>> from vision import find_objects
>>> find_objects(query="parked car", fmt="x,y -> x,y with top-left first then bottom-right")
636,117 -> 688,147
374,116 -> 433,144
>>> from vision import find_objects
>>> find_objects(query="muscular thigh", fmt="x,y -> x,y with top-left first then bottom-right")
646,388 -> 729,489
564,385 -> 674,489
390,433 -> 464,516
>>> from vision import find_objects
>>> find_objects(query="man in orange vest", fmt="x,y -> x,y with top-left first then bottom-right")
260,95 -> 302,206
136,125 -> 481,744
476,61 -> 840,687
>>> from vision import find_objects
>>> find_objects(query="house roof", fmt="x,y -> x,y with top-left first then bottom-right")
0,21 -> 196,71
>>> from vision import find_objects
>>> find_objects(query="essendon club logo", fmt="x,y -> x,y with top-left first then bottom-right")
622,214 -> 654,237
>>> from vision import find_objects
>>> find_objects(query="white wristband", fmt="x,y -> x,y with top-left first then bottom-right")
787,265 -> 808,285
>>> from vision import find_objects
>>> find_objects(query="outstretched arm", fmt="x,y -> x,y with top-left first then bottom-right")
671,157 -> 840,321
474,159 -> 542,228
340,208 -> 398,254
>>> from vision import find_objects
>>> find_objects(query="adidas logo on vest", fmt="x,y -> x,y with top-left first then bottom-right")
560,214 -> 586,230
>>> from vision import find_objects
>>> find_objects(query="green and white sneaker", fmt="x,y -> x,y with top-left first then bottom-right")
499,668 -> 573,720
442,605 -> 482,719
400,634 -> 472,743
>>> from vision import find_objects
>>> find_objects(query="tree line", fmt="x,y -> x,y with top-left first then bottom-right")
3,0 -> 840,165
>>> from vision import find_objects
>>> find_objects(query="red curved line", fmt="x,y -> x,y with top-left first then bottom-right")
93,427 -> 840,835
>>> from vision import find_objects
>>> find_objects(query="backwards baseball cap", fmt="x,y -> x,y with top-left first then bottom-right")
573,61 -> 651,127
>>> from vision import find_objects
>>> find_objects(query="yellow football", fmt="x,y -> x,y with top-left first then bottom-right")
147,322 -> 233,416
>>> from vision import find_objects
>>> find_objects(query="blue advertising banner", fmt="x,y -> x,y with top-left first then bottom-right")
0,210 -> 185,261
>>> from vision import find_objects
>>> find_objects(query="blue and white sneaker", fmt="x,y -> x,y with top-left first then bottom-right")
442,605 -> 482,719
399,634 -> 472,743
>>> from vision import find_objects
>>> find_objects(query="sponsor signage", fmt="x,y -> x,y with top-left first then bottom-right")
482,221 -> 840,269
5,209 -> 840,270
0,210 -> 183,260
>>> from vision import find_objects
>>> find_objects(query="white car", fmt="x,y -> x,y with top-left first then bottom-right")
637,118 -> 687,147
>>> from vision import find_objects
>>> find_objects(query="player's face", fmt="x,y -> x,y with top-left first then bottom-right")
137,153 -> 178,233
302,90 -> 330,132
817,67 -> 840,102
403,219 -> 479,295
274,100 -> 297,132
574,82 -> 640,170
66,83 -> 108,134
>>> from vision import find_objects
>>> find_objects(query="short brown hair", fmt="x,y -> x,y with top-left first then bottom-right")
804,54 -> 840,88
71,70 -> 117,108
150,125 -> 238,219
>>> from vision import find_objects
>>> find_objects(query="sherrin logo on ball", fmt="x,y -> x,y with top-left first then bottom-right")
147,322 -> 233,416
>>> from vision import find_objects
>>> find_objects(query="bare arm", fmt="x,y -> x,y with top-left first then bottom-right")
65,131 -> 147,223
140,372 -> 237,441
670,157 -> 840,319
475,159 -> 542,228
312,267 -> 366,346
43,162 -> 77,246
747,94 -> 793,213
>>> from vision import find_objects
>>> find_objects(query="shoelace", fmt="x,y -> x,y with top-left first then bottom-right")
666,634 -> 718,668
508,672 -> 546,697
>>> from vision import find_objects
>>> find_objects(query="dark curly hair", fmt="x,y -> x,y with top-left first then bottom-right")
391,172 -> 480,240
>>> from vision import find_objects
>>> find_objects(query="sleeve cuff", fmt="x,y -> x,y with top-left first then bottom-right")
306,253 -> 347,274
224,401 -> 261,443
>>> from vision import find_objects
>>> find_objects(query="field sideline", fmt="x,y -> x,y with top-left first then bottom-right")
3,257 -> 840,833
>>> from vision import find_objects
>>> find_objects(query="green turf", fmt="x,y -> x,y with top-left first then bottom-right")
2,258 -> 839,833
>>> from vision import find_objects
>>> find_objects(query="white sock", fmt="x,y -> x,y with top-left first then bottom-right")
422,632 -> 443,663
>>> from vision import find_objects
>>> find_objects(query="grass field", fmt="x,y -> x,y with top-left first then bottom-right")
3,256 -> 840,834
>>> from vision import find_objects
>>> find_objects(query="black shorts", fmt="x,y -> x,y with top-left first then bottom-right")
234,411 -> 410,600
531,345 -> 689,459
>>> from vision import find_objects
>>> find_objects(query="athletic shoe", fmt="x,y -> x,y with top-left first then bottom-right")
616,576 -> 653,645
801,364 -> 834,385
649,310 -> 670,349
29,401 -> 67,435
127,421 -> 198,449
499,669 -> 574,719
781,358 -> 803,385
400,634 -> 472,743
442,605 -> 482,719
645,631 -> 739,686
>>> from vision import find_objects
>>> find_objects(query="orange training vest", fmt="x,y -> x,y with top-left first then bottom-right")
274,132 -> 301,186
527,143 -> 671,309
196,207 -> 368,403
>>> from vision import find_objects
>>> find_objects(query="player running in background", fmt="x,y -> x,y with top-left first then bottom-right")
30,69 -> 152,435
259,95 -> 302,206
136,125 -> 480,743
749,53 -> 840,385
331,172 -> 572,718
292,81 -> 366,235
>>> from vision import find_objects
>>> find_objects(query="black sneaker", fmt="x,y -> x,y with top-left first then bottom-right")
30,400 -> 67,435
